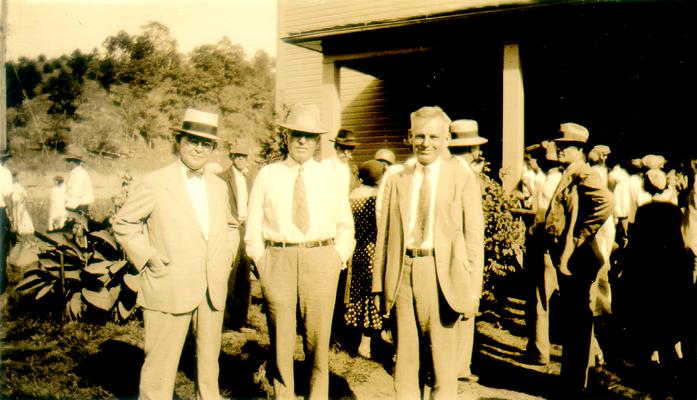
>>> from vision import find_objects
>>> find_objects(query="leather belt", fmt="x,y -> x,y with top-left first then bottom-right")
266,238 -> 334,248
406,248 -> 435,258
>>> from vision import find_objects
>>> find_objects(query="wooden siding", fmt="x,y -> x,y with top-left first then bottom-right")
280,0 -> 531,36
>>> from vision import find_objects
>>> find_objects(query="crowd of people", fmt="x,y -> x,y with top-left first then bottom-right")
1,102 -> 695,399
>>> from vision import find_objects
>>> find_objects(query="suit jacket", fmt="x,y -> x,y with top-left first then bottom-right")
544,161 -> 614,278
373,156 -> 479,315
219,166 -> 252,221
113,162 -> 239,314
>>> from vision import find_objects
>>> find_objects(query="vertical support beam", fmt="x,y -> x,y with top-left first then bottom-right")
0,0 -> 8,151
321,57 -> 340,159
502,43 -> 525,193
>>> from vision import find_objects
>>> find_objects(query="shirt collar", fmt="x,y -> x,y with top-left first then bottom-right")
284,157 -> 317,170
416,156 -> 442,177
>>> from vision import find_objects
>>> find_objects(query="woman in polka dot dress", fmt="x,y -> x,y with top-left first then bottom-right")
345,160 -> 385,358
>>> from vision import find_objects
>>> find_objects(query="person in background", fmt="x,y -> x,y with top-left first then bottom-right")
0,150 -> 13,294
588,145 -> 611,188
373,106 -> 479,399
245,104 -> 355,399
219,142 -> 253,331
323,128 -> 357,198
344,159 -> 386,359
64,146 -> 94,215
374,148 -> 396,168
447,119 -> 486,383
113,108 -> 239,400
524,141 -> 562,365
520,146 -> 544,209
9,171 -> 34,238
48,175 -> 67,231
543,122 -> 614,396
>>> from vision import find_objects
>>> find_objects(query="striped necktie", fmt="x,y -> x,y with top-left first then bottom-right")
414,166 -> 431,247
292,165 -> 310,234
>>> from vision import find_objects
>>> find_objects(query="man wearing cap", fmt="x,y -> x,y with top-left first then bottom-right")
374,148 -> 396,167
64,146 -> 94,215
447,119 -> 486,382
373,106 -> 479,399
0,150 -> 12,294
219,142 -> 253,331
246,104 -> 354,399
588,145 -> 611,188
543,122 -> 613,394
113,108 -> 239,400
323,128 -> 357,199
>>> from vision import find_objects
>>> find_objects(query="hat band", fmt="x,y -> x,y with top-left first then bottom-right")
182,121 -> 217,135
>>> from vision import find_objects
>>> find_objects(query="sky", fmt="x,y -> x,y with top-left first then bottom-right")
5,0 -> 278,61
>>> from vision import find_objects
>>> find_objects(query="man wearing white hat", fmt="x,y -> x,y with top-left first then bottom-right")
447,119 -> 486,382
246,104 -> 354,399
543,122 -> 613,395
113,108 -> 239,400
64,145 -> 94,214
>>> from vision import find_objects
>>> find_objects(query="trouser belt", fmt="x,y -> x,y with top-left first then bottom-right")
405,248 -> 435,258
266,238 -> 334,248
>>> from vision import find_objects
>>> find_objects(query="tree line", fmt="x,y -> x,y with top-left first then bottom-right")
5,22 -> 275,159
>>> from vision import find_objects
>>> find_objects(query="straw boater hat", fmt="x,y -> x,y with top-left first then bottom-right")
374,148 -> 396,165
279,104 -> 327,134
0,149 -> 11,160
171,108 -> 222,141
330,129 -> 357,147
64,145 -> 87,162
554,122 -> 589,146
641,154 -> 666,170
449,119 -> 488,147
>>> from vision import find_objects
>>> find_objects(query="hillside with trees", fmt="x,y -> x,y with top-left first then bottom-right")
5,21 -> 276,172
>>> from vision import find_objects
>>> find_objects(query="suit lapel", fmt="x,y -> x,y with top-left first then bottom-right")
206,174 -> 221,241
435,159 -> 453,226
165,163 -> 204,239
396,165 -> 415,230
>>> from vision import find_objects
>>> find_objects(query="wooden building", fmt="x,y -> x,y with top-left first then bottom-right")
277,0 -> 694,191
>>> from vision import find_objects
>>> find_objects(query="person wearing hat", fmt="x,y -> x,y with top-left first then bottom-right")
372,106 -> 481,399
588,144 -> 611,188
0,149 -> 12,294
218,142 -> 253,331
523,140 -> 563,366
520,144 -> 545,210
323,128 -> 358,198
245,104 -> 355,399
543,122 -> 614,395
63,145 -> 94,215
447,119 -> 486,382
374,148 -> 396,167
113,108 -> 239,400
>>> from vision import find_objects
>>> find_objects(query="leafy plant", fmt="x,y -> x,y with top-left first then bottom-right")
479,163 -> 527,309
15,214 -> 140,322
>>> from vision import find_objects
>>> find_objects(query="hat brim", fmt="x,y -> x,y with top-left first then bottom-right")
554,138 -> 588,146
279,122 -> 327,134
172,128 -> 223,141
331,140 -> 357,148
64,155 -> 83,162
449,137 -> 488,147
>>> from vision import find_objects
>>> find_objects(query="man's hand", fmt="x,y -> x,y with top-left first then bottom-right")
147,252 -> 170,270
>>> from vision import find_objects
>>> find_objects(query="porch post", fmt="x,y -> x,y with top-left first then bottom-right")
502,43 -> 525,193
321,57 -> 341,159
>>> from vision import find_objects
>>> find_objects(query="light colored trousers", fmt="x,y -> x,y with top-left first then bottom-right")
394,255 -> 458,400
259,246 -> 342,400
455,316 -> 476,377
140,293 -> 224,400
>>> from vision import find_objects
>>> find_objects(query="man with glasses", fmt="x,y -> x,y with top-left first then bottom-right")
373,106 -> 480,399
113,108 -> 239,399
246,104 -> 354,399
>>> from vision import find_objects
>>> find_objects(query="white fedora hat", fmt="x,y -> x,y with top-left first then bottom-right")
279,104 -> 327,134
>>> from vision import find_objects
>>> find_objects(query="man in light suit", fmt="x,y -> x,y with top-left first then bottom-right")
543,122 -> 613,396
448,119 -> 486,383
219,142 -> 253,331
373,106 -> 478,399
113,108 -> 239,400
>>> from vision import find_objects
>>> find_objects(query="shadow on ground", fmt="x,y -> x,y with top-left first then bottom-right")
75,339 -> 143,399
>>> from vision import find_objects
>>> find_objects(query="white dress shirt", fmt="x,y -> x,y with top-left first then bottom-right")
245,157 -> 355,264
179,162 -> 210,240
406,158 -> 441,249
322,155 -> 351,199
232,167 -> 248,222
0,163 -> 12,208
65,165 -> 94,209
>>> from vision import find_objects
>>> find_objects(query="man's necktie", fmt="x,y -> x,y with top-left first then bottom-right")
292,165 -> 310,234
414,166 -> 431,247
186,169 -> 204,179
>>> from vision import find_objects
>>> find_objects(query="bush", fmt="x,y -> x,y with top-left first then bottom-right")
479,164 -> 526,310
